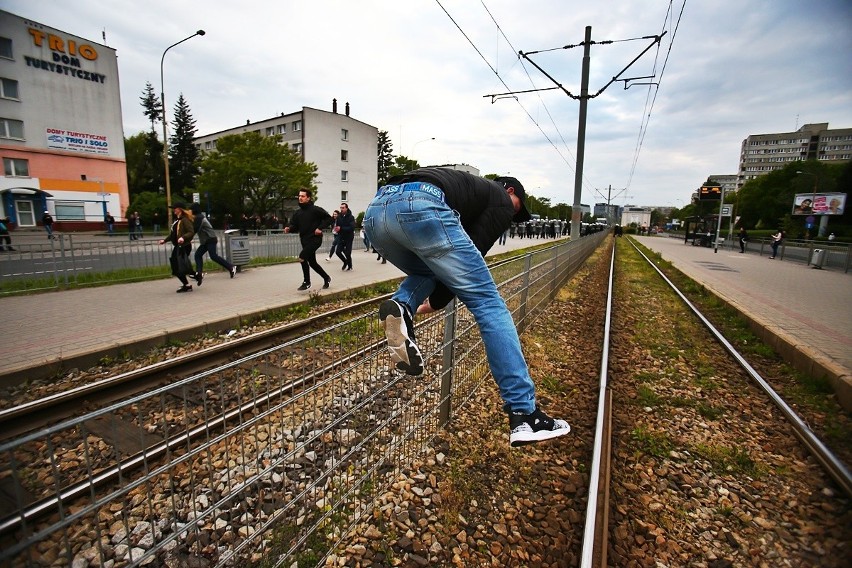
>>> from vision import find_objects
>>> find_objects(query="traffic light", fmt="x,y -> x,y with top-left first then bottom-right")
699,186 -> 722,201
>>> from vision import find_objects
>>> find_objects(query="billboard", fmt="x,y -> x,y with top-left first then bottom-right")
792,193 -> 846,216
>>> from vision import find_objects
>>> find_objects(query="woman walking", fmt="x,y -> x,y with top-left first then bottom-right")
159,203 -> 196,292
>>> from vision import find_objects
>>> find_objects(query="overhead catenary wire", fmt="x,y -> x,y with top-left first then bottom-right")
625,0 -> 687,191
435,0 -> 578,187
436,0 -> 686,207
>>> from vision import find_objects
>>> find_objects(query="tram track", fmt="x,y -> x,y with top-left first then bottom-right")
338,236 -> 850,566
1,234 -> 849,567
0,294 -> 395,441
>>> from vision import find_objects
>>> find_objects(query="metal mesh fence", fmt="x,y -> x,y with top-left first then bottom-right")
0,231 -> 607,567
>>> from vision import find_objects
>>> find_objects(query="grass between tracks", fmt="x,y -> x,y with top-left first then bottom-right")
623,237 -> 851,468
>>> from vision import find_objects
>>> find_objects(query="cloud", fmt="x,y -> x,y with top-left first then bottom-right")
8,0 -> 852,209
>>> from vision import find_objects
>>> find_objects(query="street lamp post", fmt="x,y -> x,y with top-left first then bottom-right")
161,30 -> 205,226
411,137 -> 435,165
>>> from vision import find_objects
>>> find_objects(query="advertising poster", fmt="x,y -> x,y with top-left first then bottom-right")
46,128 -> 110,155
792,193 -> 846,216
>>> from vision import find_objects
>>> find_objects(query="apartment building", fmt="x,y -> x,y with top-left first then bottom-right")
194,100 -> 378,217
738,122 -> 852,188
0,9 -> 128,230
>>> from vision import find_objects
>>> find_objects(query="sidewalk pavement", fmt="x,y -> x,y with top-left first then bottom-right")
634,235 -> 852,410
0,236 -> 546,384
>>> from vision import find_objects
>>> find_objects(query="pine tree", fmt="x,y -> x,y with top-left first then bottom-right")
139,82 -> 162,134
377,130 -> 394,187
168,93 -> 201,194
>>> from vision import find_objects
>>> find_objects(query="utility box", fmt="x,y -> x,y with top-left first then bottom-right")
810,248 -> 826,269
224,229 -> 251,268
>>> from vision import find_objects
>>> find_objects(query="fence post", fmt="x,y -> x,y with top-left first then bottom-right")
66,234 -> 79,284
438,298 -> 457,427
519,253 -> 532,331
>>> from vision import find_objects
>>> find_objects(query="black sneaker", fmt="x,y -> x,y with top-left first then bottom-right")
509,407 -> 570,447
195,272 -> 203,286
176,285 -> 193,293
297,282 -> 311,291
323,278 -> 331,289
379,300 -> 423,375
230,266 -> 237,278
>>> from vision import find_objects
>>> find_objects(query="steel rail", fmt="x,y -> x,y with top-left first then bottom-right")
629,239 -> 852,499
579,240 -> 616,567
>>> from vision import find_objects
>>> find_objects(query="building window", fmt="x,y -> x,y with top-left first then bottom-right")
293,120 -> 302,132
292,142 -> 302,153
0,78 -> 18,100
265,127 -> 274,136
0,117 -> 23,139
341,149 -> 348,161
341,190 -> 348,201
341,170 -> 348,182
3,157 -> 28,176
277,124 -> 286,134
341,128 -> 348,141
0,37 -> 11,59
55,201 -> 85,221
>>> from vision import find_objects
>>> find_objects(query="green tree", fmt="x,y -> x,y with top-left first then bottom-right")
388,155 -> 419,178
139,82 -> 162,134
195,132 -> 317,218
377,130 -> 394,187
127,191 -> 168,234
124,131 -> 164,199
168,93 -> 201,195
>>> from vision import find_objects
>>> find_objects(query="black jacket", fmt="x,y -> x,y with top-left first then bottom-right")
336,210 -> 356,235
288,202 -> 333,243
386,168 -> 514,257
386,168 -> 516,309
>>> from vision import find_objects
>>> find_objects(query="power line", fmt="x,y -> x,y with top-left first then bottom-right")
434,0 -> 578,185
625,0 -> 688,191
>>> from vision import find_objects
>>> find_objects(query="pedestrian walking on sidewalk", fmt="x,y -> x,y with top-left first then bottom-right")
364,168 -> 571,447
105,212 -> 115,235
284,188 -> 333,291
0,217 -> 14,251
42,210 -> 55,240
189,203 -> 237,285
738,227 -> 748,253
159,203 -> 196,292
335,202 -> 355,271
326,210 -> 340,262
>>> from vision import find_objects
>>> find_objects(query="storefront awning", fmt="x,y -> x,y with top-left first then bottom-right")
0,187 -> 53,196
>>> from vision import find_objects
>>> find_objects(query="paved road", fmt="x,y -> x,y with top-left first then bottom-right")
0,234 -> 554,383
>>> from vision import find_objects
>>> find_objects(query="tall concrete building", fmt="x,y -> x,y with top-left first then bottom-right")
0,10 -> 128,230
194,100 -> 378,218
738,122 -> 852,188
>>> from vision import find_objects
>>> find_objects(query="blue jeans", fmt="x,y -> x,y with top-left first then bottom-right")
364,183 -> 536,413
194,239 -> 232,274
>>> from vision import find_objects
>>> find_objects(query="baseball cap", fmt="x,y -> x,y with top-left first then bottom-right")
494,176 -> 531,223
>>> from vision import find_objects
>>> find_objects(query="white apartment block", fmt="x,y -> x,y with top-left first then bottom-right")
738,122 -> 852,188
194,100 -> 378,218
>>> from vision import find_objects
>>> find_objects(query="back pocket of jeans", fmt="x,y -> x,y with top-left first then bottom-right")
396,210 -> 454,258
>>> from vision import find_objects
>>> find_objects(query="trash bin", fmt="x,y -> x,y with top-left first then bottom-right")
224,229 -> 251,269
810,248 -> 826,269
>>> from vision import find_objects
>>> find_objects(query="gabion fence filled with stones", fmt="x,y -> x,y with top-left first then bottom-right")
0,231 -> 607,567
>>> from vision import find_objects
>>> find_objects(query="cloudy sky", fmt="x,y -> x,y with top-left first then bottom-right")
8,0 -> 852,208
